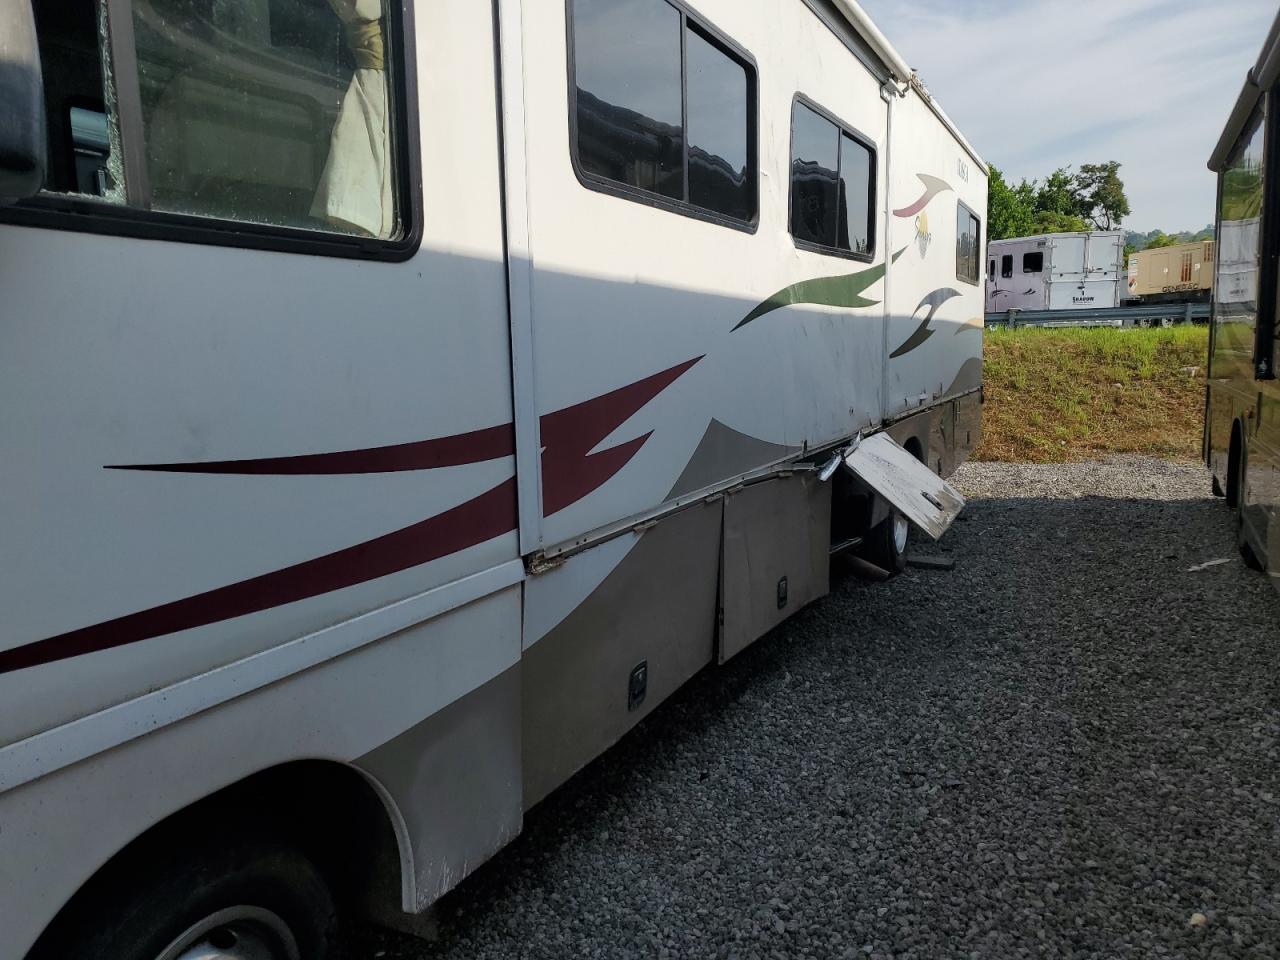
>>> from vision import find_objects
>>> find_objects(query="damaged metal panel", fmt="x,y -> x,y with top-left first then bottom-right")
843,433 -> 965,540
719,474 -> 831,664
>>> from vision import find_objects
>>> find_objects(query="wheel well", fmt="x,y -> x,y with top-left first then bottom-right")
28,760 -> 406,957
1228,421 -> 1244,509
903,436 -> 925,463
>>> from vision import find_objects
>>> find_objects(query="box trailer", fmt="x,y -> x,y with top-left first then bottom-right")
0,0 -> 986,956
985,231 -> 1125,314
1126,240 -> 1216,304
1205,5 -> 1280,589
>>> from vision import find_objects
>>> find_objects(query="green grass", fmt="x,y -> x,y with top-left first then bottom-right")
978,325 -> 1209,463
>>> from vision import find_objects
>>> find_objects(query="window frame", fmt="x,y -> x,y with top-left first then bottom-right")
565,0 -> 760,234
787,92 -> 878,263
0,0 -> 423,262
956,200 -> 982,286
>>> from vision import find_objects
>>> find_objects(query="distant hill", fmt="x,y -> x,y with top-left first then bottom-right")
1125,226 -> 1215,252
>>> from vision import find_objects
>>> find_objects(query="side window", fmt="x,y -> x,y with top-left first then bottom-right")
571,0 -> 757,226
789,100 -> 877,259
1001,254 -> 1013,278
27,0 -> 405,244
989,258 -> 996,280
1023,252 -> 1044,273
956,202 -> 981,284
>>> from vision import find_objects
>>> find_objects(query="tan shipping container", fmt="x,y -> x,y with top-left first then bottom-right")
1126,240 -> 1215,300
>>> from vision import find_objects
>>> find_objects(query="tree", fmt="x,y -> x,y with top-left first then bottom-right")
987,165 -> 1036,241
1073,161 -> 1131,230
1142,231 -> 1180,250
985,160 -> 1131,240
1034,168 -> 1080,220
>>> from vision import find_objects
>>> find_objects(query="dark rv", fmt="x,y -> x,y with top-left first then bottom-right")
1206,7 -> 1280,586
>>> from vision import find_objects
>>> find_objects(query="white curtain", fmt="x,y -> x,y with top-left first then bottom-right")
311,0 -> 394,237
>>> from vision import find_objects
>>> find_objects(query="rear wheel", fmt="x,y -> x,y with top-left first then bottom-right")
30,838 -> 336,960
861,508 -> 910,575
1238,510 -> 1266,572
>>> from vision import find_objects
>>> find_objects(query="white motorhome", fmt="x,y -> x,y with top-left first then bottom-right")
986,230 -> 1125,313
0,0 -> 986,956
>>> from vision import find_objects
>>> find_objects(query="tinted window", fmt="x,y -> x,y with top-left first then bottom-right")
29,0 -> 403,240
1001,254 -> 1013,278
790,100 -> 875,257
687,27 -> 751,220
573,0 -> 683,200
571,0 -> 756,224
790,104 -> 839,247
1023,252 -> 1044,273
838,133 -> 872,255
956,204 -> 981,284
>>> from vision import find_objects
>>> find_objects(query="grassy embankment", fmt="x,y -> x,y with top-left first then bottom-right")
977,325 -> 1209,463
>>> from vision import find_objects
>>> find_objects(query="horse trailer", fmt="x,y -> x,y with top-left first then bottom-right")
985,231 -> 1125,314
0,0 -> 987,956
1206,6 -> 1280,588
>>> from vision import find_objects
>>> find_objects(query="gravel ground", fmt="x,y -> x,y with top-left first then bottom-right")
341,457 -> 1280,960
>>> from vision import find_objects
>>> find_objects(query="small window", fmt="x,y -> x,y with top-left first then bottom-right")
571,0 -> 757,225
26,0 -> 406,243
989,259 -> 996,280
1023,252 -> 1044,273
789,99 -> 876,259
956,202 -> 981,284
1001,254 -> 1013,278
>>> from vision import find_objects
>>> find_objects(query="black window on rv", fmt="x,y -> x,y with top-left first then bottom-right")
789,100 -> 876,259
571,0 -> 757,225
1023,251 -> 1044,273
1001,254 -> 1013,278
22,0 -> 408,246
956,203 -> 981,285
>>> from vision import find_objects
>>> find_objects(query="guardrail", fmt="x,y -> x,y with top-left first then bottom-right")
985,302 -> 1211,328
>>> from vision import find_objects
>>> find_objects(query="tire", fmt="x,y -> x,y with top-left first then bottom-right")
1238,510 -> 1266,572
29,837 -> 336,960
860,508 -> 910,575
1212,473 -> 1226,498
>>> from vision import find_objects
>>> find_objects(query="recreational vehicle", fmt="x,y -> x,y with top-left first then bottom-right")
985,230 -> 1125,314
1206,7 -> 1280,588
0,0 -> 987,956
1125,239 -> 1216,305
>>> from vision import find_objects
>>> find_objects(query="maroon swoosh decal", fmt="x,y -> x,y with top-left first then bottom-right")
541,357 -> 702,515
892,174 -> 954,219
108,424 -> 515,475
0,359 -> 702,674
0,480 -> 518,675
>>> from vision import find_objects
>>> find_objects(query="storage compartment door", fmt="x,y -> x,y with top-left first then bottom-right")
719,474 -> 831,664
1050,236 -> 1087,280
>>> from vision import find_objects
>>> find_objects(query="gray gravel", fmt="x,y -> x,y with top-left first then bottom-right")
341,457 -> 1280,960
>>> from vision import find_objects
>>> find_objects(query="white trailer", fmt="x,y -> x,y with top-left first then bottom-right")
986,231 -> 1125,314
0,0 -> 986,956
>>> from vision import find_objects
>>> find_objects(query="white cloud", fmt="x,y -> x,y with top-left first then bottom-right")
858,0 -> 1275,231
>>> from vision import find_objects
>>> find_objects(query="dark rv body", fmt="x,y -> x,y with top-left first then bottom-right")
1206,7 -> 1280,587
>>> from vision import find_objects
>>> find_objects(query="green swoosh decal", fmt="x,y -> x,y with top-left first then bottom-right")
733,247 -> 908,332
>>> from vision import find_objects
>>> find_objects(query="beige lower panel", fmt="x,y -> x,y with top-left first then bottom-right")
719,473 -> 831,664
521,499 -> 723,808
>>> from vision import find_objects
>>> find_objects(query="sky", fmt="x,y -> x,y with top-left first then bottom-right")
858,0 -> 1276,233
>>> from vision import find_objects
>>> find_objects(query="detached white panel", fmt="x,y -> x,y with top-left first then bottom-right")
843,433 -> 965,540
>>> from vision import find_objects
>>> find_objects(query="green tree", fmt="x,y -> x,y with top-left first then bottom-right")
1143,231 -> 1180,250
987,165 -> 1036,241
1073,161 -> 1131,230
1033,168 -> 1080,220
